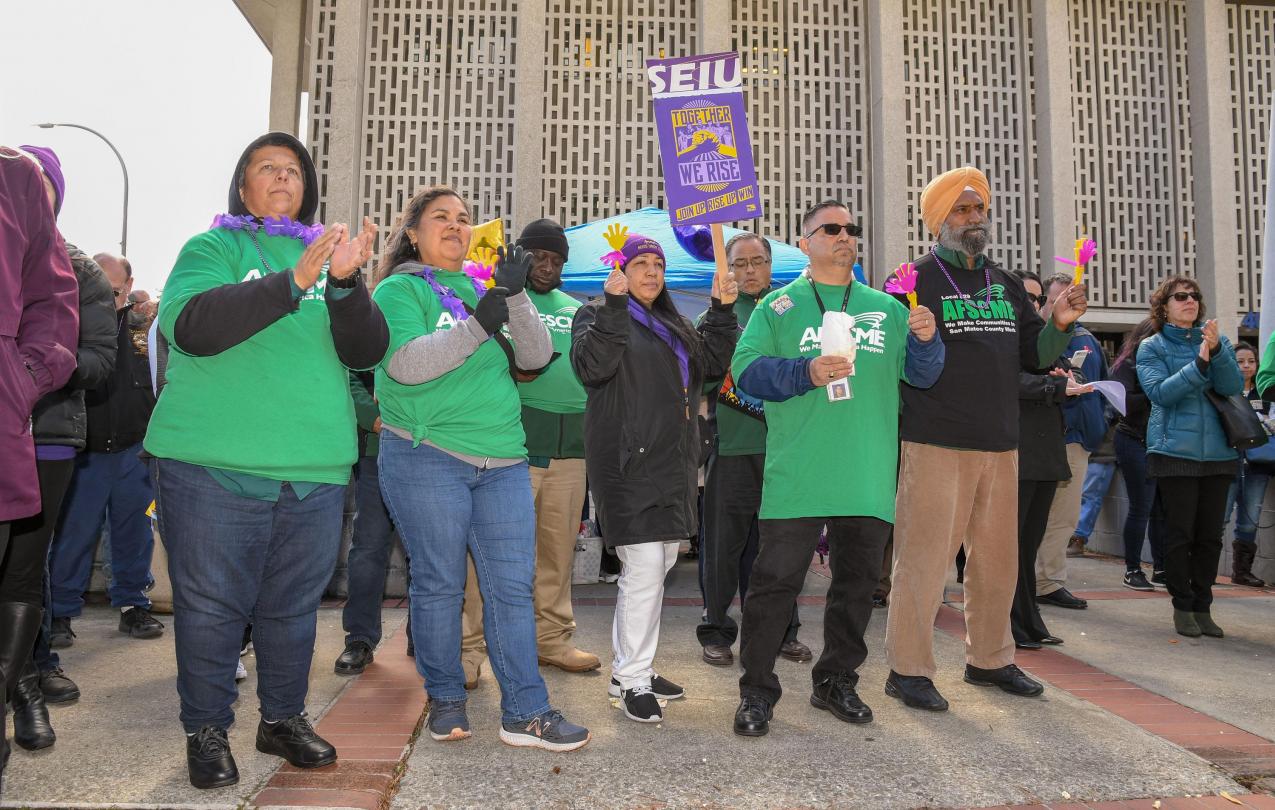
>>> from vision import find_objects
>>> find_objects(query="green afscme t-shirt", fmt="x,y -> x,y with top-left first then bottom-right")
518,288 -> 586,414
700,292 -> 767,456
372,270 -> 526,459
143,228 -> 358,484
733,277 -> 910,522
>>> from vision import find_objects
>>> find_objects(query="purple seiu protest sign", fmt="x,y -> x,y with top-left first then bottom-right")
646,52 -> 764,226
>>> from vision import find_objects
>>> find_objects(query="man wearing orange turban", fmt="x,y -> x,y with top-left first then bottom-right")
880,167 -> 1091,713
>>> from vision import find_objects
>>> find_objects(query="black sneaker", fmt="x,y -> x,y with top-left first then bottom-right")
256,714 -> 337,768
619,686 -> 662,723
1123,570 -> 1155,592
608,674 -> 684,700
187,726 -> 238,789
119,607 -> 165,639
500,709 -> 590,751
1150,570 -> 1168,588
38,667 -> 80,703
48,617 -> 75,649
427,699 -> 471,741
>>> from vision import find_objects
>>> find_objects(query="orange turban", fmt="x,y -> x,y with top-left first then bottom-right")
919,166 -> 991,236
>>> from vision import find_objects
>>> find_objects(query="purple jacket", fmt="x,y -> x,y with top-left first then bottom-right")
0,149 -> 78,521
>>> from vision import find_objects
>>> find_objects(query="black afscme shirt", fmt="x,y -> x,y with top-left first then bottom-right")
886,252 -> 1072,452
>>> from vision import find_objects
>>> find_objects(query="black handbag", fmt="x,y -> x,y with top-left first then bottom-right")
1205,390 -> 1270,451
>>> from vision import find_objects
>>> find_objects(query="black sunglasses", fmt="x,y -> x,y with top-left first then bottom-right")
1170,291 -> 1202,302
804,222 -> 863,240
1030,294 -> 1048,306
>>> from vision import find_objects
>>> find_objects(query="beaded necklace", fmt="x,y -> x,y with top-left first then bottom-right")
930,247 -> 992,307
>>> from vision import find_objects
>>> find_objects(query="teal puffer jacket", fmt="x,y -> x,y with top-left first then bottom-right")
1136,324 -> 1242,463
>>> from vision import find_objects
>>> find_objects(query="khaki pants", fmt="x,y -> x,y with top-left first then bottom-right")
1035,442 -> 1089,596
462,458 -> 587,658
885,442 -> 1018,678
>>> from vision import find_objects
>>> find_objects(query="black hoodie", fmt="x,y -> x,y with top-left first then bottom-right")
169,132 -> 388,369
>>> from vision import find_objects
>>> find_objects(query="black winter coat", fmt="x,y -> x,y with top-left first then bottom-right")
1018,370 -> 1071,482
571,293 -> 737,547
84,303 -> 156,453
32,244 -> 118,449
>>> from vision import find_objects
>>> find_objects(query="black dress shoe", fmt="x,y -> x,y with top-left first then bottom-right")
779,639 -> 813,663
964,664 -> 1044,697
12,662 -> 55,750
733,695 -> 772,737
334,640 -> 374,675
1040,635 -> 1064,645
810,673 -> 872,724
1037,587 -> 1088,610
256,715 -> 337,768
1015,639 -> 1042,650
884,670 -> 949,711
39,667 -> 80,703
702,643 -> 733,666
187,726 -> 238,789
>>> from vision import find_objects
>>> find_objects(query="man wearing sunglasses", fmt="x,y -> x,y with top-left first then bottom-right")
883,166 -> 1087,713
731,201 -> 944,736
696,232 -> 811,669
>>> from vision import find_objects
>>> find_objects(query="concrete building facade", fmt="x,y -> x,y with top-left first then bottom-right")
235,0 -> 1272,333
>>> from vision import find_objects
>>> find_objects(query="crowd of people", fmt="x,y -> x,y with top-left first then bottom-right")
1,134 -> 1273,791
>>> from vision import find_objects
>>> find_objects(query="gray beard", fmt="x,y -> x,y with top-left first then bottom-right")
938,221 -> 990,257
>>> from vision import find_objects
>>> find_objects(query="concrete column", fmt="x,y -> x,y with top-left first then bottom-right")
511,0 -> 547,230
268,0 -> 306,134
1186,0 -> 1242,334
697,0 -> 732,54
323,0 -> 367,226
1031,0 -> 1076,283
867,0 -> 907,275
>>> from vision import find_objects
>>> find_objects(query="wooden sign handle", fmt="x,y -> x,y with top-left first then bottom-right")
711,222 -> 728,283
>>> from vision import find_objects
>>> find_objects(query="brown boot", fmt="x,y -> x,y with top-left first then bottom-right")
1065,535 -> 1086,557
538,647 -> 602,673
1231,542 -> 1266,588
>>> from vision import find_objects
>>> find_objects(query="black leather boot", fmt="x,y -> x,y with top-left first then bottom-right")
0,603 -> 45,700
1232,542 -> 1266,588
12,661 -> 54,750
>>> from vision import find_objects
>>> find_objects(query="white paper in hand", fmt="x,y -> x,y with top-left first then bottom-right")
821,311 -> 857,401
1089,380 -> 1127,416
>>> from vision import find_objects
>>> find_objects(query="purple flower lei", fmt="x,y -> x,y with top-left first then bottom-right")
211,213 -> 326,246
413,266 -> 487,321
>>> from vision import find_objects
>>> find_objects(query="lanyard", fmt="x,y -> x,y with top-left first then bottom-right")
930,247 -> 992,306
806,272 -> 853,315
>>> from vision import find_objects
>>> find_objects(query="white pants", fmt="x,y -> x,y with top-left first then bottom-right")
611,541 -> 680,690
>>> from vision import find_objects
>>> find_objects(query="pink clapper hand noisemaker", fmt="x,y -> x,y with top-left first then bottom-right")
1054,238 -> 1096,286
462,246 -> 498,288
885,262 -> 918,309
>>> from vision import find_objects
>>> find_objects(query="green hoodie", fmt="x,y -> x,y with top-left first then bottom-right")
1258,330 -> 1275,400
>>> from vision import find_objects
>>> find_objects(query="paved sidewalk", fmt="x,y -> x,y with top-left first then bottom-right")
1,552 -> 1270,809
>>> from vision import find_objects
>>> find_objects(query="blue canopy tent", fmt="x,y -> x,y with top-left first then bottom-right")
560,208 -> 809,316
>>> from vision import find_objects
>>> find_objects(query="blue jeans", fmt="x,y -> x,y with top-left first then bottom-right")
1113,431 -> 1165,571
378,433 -> 550,723
152,458 -> 345,733
48,445 -> 155,616
1226,468 -> 1271,545
343,456 -> 404,647
1075,461 -> 1117,539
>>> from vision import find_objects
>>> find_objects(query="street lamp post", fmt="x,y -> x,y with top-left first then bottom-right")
36,122 -> 129,255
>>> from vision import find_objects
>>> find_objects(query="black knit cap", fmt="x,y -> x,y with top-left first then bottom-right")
228,132 -> 320,225
515,218 -> 570,260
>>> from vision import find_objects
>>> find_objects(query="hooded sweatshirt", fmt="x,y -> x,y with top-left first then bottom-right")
143,133 -> 389,492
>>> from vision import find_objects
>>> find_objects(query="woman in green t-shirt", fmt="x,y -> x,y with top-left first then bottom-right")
145,132 -> 387,789
371,186 -> 590,753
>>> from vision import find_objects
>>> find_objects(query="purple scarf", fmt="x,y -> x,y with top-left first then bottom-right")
628,299 -> 690,391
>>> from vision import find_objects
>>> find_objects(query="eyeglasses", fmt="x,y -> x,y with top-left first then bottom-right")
1170,291 -> 1202,302
1030,294 -> 1048,306
804,222 -> 862,240
729,257 -> 771,270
